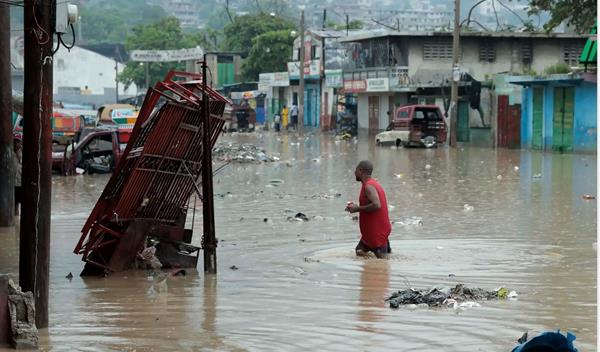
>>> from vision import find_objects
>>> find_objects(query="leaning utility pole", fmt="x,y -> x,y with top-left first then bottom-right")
0,2 -> 14,227
20,0 -> 54,328
298,9 -> 305,134
449,0 -> 461,147
201,55 -> 217,274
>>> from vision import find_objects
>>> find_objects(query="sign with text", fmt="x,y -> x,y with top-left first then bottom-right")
366,78 -> 389,92
343,79 -> 367,93
259,72 -> 290,87
287,60 -> 321,79
325,69 -> 343,88
130,47 -> 204,62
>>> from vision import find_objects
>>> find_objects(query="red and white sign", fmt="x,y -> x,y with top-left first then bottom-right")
343,79 -> 367,93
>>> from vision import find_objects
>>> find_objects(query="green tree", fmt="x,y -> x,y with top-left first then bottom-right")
118,17 -> 209,89
222,13 -> 296,52
242,30 -> 294,80
526,0 -> 596,33
79,0 -> 168,45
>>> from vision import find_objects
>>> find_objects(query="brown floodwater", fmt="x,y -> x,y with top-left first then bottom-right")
0,132 -> 596,351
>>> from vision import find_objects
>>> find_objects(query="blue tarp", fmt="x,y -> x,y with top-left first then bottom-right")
512,330 -> 578,352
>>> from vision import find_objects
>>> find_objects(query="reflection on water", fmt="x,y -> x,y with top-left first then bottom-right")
357,260 -> 390,334
0,132 -> 596,351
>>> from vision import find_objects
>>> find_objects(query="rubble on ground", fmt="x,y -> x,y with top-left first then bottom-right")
0,275 -> 38,349
386,284 -> 517,309
213,142 -> 278,163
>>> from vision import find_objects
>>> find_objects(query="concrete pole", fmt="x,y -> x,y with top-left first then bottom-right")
449,0 -> 460,147
298,9 -> 305,134
0,3 -> 14,227
201,55 -> 217,274
20,0 -> 54,328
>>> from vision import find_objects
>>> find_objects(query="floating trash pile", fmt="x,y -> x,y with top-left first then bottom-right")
386,284 -> 517,309
213,142 -> 278,163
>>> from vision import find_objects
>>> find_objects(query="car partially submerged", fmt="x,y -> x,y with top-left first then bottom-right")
52,126 -> 130,175
375,105 -> 448,148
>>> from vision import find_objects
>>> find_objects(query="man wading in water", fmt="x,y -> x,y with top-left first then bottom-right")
345,160 -> 392,259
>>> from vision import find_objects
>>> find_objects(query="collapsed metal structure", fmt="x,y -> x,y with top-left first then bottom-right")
74,70 -> 229,275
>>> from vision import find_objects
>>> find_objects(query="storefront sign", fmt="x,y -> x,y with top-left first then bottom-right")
343,79 -> 367,93
287,60 -> 321,79
325,69 -> 343,88
130,47 -> 204,62
366,78 -> 389,92
259,72 -> 290,87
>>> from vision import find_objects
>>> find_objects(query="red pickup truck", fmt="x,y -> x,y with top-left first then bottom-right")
375,105 -> 448,148
52,126 -> 129,175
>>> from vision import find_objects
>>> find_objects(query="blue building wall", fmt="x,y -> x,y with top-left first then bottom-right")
543,86 -> 554,149
573,82 -> 597,152
304,81 -> 321,127
520,89 -> 532,148
518,79 -> 596,153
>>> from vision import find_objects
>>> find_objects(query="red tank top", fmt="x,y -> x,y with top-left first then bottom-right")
359,178 -> 391,248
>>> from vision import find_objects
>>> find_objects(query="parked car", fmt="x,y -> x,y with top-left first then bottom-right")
12,110 -> 84,146
375,105 -> 447,148
52,126 -> 129,175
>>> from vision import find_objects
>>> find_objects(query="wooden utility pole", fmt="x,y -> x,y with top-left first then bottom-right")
449,0 -> 461,147
298,9 -> 305,134
20,0 -> 54,328
0,3 -> 14,227
201,55 -> 217,274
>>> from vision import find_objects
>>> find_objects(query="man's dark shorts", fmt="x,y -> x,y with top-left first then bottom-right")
356,239 -> 392,256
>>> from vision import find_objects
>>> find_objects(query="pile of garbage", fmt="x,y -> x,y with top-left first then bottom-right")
213,142 -> 278,163
386,284 -> 517,309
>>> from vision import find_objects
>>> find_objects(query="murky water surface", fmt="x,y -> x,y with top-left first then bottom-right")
0,132 -> 596,351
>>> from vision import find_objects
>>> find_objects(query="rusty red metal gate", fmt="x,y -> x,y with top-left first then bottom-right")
74,71 -> 230,275
497,95 -> 521,148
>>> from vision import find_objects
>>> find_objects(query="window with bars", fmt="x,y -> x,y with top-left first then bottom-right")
563,43 -> 583,65
521,42 -> 533,63
423,39 -> 452,60
479,41 -> 495,62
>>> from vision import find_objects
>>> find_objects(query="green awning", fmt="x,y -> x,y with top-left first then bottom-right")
580,23 -> 597,64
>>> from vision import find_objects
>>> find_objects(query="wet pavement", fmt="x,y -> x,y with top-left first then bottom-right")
0,132 -> 596,351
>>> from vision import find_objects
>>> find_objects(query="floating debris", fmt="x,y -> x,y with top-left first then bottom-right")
386,284 -> 516,309
229,265 -> 239,271
394,216 -> 423,226
425,164 -> 432,170
213,142 -> 277,163
305,193 -> 342,200
497,175 -> 503,180
582,194 -> 595,200
464,204 -> 474,211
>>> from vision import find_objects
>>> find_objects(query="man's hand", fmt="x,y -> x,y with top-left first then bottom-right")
345,202 -> 359,213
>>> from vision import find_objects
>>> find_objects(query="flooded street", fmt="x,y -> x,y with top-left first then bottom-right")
0,132 -> 596,351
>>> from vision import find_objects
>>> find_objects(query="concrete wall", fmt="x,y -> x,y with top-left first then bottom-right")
405,37 -> 585,84
356,92 -> 393,131
53,46 -> 137,96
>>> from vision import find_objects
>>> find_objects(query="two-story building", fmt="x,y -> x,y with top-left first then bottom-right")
338,31 -> 587,144
288,29 -> 348,129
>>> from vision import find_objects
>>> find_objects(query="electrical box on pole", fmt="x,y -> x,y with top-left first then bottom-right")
55,2 -> 78,34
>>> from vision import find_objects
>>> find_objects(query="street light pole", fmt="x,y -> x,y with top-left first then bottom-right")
298,9 -> 305,134
449,0 -> 460,147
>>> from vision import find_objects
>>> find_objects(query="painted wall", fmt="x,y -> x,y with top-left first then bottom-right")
53,46 -> 137,96
573,82 -> 597,152
520,80 -> 597,152
405,37 -> 585,85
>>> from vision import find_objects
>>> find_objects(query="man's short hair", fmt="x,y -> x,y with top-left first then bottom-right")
357,160 -> 373,174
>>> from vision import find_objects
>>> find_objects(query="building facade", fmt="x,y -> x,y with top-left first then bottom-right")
338,31 -> 587,142
509,73 -> 596,153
